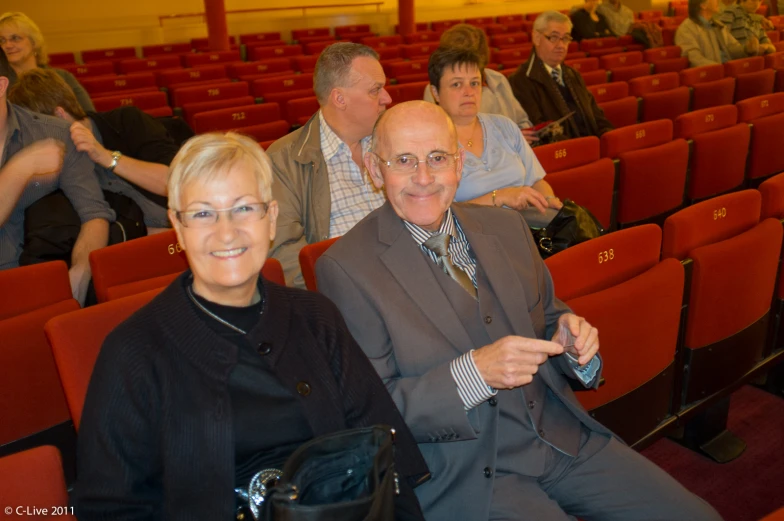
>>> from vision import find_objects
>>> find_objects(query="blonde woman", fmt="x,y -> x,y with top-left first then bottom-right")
73,133 -> 429,521
0,12 -> 94,111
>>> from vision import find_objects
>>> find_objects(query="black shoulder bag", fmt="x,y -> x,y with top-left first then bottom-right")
531,199 -> 605,259
237,425 -> 399,521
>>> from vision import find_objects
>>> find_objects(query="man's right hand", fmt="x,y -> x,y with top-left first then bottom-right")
745,36 -> 760,56
6,138 -> 65,181
472,335 -> 564,389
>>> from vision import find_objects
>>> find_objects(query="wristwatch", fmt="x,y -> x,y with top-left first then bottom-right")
108,150 -> 122,172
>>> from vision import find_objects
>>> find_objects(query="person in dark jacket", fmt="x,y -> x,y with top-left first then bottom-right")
571,0 -> 615,41
9,67 -> 178,231
72,132 -> 429,521
508,11 -> 614,142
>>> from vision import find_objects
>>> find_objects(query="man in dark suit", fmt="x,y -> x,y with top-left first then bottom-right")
315,101 -> 722,521
508,11 -> 614,142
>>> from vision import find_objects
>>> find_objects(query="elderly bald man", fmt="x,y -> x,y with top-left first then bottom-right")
315,102 -> 723,521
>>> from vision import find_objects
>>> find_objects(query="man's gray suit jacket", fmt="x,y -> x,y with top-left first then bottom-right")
316,202 -> 611,521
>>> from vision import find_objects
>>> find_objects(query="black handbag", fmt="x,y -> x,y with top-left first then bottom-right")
531,199 -> 605,259
237,425 -> 399,521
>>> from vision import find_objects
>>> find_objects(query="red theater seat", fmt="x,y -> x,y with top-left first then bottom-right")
0,446 -> 73,519
431,19 -> 462,32
119,55 -> 182,75
401,42 -> 440,59
292,27 -> 331,41
233,120 -> 291,142
60,62 -> 115,78
252,74 -> 314,97
45,291 -> 159,430
48,52 -> 76,66
661,190 -> 782,407
535,137 -> 615,229
402,31 -> 440,44
80,73 -> 158,96
600,50 -> 643,69
0,262 -> 79,450
597,96 -> 639,128
490,32 -> 531,49
579,37 -> 619,52
565,57 -> 600,72
192,103 -> 281,134
157,64 -> 228,89
82,46 -> 136,63
546,225 -> 683,444
580,69 -> 610,85
287,97 -> 320,126
299,237 -> 340,291
228,59 -> 294,80
588,81 -> 629,103
601,119 -> 688,226
361,35 -> 404,47
171,81 -> 249,109
182,50 -> 242,68
736,92 -> 784,182
249,45 -> 304,62
674,105 -> 750,200
239,32 -> 282,44
142,42 -> 192,57
182,97 -> 256,127
91,91 -> 169,112
628,72 -> 690,122
335,24 -> 372,39
190,36 -> 238,52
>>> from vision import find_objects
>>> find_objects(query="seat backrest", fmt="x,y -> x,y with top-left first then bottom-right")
240,31 -> 282,44
759,172 -> 784,220
0,261 -> 73,320
299,237 -> 340,291
662,189 -> 761,260
252,73 -> 314,95
643,45 -> 682,61
628,72 -> 680,96
543,157 -> 616,229
0,446 -> 73,519
45,290 -> 160,430
546,227 -> 683,412
80,73 -> 157,95
600,51 -> 644,69
89,230 -> 189,303
61,61 -> 115,78
680,63 -> 724,86
82,46 -> 136,63
564,57 -> 600,72
119,55 -> 182,74
286,96 -> 320,125
588,81 -> 629,103
546,224 -> 663,301
142,42 -> 192,57
533,136 -> 600,172
192,103 -> 281,134
292,27 -> 331,40
233,120 -> 291,142
765,51 -> 784,69
597,96 -> 639,128
736,92 -> 784,122
157,64 -> 227,88
600,119 -> 672,158
723,56 -> 765,77
580,36 -> 619,52
673,104 -> 738,139
171,81 -> 249,108
261,258 -> 286,286
92,91 -> 168,112
249,44 -> 304,62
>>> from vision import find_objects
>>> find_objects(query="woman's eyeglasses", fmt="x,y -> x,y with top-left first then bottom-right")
175,202 -> 269,228
373,152 -> 460,173
0,34 -> 26,46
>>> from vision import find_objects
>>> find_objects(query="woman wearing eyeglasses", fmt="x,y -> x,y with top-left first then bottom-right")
73,132 -> 429,521
508,11 -> 614,142
427,46 -> 561,226
0,12 -> 94,112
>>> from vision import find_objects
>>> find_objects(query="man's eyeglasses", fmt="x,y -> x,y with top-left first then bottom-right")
539,32 -> 574,45
373,152 -> 460,173
175,202 -> 269,228
0,34 -> 26,46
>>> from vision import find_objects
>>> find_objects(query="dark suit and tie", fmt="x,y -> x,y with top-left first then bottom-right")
315,101 -> 722,521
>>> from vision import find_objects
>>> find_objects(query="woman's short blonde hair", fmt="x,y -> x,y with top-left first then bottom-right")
0,12 -> 47,66
167,132 -> 274,211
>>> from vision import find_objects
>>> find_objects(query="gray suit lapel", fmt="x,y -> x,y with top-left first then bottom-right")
378,204 -> 474,355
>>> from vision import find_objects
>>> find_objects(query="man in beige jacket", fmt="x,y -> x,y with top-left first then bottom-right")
675,0 -> 758,67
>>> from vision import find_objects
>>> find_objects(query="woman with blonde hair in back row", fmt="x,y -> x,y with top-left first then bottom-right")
0,11 -> 94,111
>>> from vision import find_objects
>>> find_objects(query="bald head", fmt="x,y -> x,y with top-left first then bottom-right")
365,100 -> 464,231
372,101 -> 458,156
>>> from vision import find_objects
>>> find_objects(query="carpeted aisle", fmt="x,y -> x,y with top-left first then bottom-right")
641,386 -> 784,521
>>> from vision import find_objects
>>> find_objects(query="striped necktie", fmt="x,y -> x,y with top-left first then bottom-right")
551,67 -> 563,86
423,233 -> 477,299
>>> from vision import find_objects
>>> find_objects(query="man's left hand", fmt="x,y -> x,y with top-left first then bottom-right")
68,264 -> 90,306
70,122 -> 112,168
551,313 -> 599,366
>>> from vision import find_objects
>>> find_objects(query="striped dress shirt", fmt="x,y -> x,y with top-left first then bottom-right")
0,103 -> 114,270
404,208 -> 600,410
319,111 -> 386,238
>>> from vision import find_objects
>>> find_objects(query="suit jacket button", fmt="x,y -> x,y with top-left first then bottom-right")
257,342 -> 272,355
528,400 -> 536,409
538,429 -> 546,439
488,397 -> 498,407
484,315 -> 492,324
296,381 -> 311,396
483,467 -> 493,478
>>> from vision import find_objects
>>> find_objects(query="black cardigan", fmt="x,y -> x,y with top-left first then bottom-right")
73,272 -> 429,520
571,9 -> 614,42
